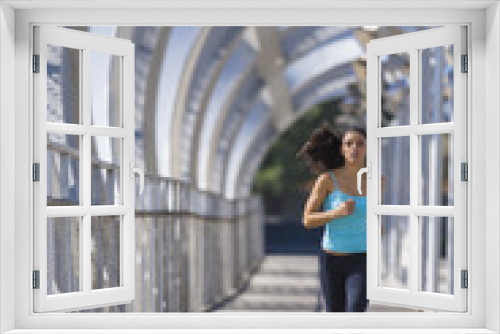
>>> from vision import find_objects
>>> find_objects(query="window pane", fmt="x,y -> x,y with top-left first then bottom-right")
47,44 -> 80,124
47,133 -> 80,206
381,136 -> 410,205
91,51 -> 121,127
47,217 -> 81,295
91,216 -> 121,290
380,52 -> 410,127
380,215 -> 410,290
421,45 -> 454,124
420,216 -> 454,295
91,136 -> 121,205
420,133 -> 454,206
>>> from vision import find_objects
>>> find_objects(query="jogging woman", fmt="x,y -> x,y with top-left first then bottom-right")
297,122 -> 385,312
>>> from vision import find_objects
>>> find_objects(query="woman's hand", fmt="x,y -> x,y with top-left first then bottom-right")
336,198 -> 355,216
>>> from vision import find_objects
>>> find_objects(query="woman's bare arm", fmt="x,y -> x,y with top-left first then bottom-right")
303,172 -> 346,229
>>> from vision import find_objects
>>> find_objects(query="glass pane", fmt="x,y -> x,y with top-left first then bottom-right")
420,216 -> 454,295
47,133 -> 80,206
420,133 -> 454,206
380,215 -> 410,290
91,216 -> 121,290
421,45 -> 454,124
380,52 -> 410,127
47,44 -> 80,124
91,51 -> 121,127
381,136 -> 410,205
91,136 -> 121,205
47,217 -> 80,295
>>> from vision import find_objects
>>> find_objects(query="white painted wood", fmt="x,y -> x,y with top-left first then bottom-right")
367,25 -> 467,312
46,123 -> 129,137
373,123 -> 455,138
33,25 -> 136,312
3,0 -> 497,10
0,2 -> 17,333
1,329 -> 498,334
9,6 -> 486,332
412,123 -> 455,135
484,4 -> 499,332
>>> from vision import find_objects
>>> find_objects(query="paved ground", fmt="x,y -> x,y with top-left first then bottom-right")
214,254 -> 421,312
214,219 -> 424,312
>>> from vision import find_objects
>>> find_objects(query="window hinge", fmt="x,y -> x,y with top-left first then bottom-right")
461,270 -> 468,289
461,162 -> 468,181
33,54 -> 40,73
461,54 -> 468,73
33,270 -> 40,289
33,163 -> 40,182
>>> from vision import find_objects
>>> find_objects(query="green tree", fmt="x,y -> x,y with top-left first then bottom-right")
252,98 -> 342,216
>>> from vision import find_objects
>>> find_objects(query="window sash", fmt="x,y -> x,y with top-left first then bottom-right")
366,25 -> 467,312
32,25 -> 136,313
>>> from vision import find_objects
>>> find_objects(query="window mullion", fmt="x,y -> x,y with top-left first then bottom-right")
409,47 -> 419,294
89,205 -> 129,216
82,47 -> 91,294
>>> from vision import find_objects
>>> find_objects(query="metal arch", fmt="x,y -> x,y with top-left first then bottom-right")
280,26 -> 354,64
223,99 -> 273,198
169,27 -> 212,179
211,78 -> 263,194
221,28 -> 367,199
206,66 -> 263,193
276,26 -> 302,40
204,62 -> 260,192
214,26 -> 295,197
292,61 -> 359,114
188,28 -> 248,189
222,65 -> 358,197
231,27 -> 426,198
171,27 -> 245,184
181,27 -> 246,186
238,135 -> 278,198
286,32 -> 364,96
192,27 -> 358,196
217,80 -> 264,193
141,27 -> 170,174
186,26 -> 363,193
222,57 -> 352,197
129,27 -> 170,174
177,26 -> 421,196
295,79 -> 358,117
252,26 -> 295,132
224,106 -> 275,198
238,150 -> 269,198
235,67 -> 364,198
233,122 -> 277,199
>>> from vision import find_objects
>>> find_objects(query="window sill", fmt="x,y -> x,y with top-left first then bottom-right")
3,329 -> 497,334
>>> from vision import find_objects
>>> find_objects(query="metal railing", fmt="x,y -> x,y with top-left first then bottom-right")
45,150 -> 265,312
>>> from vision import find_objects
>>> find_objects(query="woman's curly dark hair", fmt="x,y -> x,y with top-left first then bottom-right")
296,121 -> 366,173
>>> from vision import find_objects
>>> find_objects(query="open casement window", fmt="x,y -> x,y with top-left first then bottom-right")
33,26 -> 143,312
365,25 -> 467,312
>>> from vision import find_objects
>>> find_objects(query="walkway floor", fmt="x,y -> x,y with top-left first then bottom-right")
214,254 -> 421,312
214,218 -> 426,313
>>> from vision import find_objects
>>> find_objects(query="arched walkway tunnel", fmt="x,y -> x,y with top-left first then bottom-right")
47,25 -> 452,312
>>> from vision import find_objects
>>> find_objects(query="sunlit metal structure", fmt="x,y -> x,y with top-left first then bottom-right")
45,25 -> 452,312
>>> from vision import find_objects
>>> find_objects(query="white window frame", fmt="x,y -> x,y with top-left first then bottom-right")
365,25 -> 468,312
0,1 -> 498,333
33,25 -> 137,313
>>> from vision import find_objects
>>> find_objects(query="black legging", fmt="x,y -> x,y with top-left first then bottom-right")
322,250 -> 369,312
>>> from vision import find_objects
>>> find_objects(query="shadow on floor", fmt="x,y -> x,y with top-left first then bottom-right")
212,217 -> 422,312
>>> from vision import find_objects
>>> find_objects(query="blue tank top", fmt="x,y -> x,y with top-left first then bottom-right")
322,170 -> 367,252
